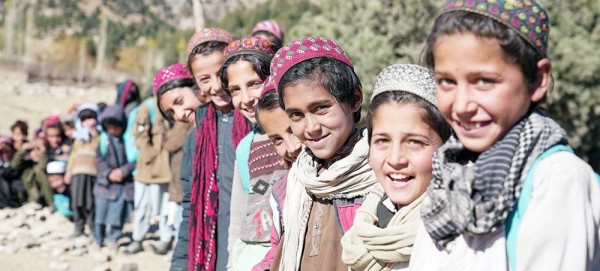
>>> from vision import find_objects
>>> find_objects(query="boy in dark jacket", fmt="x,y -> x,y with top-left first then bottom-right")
94,105 -> 136,250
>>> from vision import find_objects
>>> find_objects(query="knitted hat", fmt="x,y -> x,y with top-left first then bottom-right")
224,37 -> 278,61
186,28 -> 235,57
46,160 -> 66,175
439,0 -> 549,57
260,75 -> 276,97
270,36 -> 354,86
43,115 -> 62,129
252,20 -> 285,42
153,63 -> 192,94
371,64 -> 437,106
0,136 -> 13,146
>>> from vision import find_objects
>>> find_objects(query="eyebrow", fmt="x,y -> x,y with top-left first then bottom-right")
285,99 -> 331,114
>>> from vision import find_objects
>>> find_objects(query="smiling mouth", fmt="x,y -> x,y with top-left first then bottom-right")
457,120 -> 491,131
307,134 -> 330,143
387,173 -> 414,185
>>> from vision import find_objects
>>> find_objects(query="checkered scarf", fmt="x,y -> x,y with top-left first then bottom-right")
420,110 -> 567,247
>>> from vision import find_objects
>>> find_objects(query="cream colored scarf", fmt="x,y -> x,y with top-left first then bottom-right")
279,130 -> 378,271
341,183 -> 424,271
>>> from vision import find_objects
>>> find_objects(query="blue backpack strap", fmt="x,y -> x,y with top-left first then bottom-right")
236,128 -> 256,194
506,144 -> 573,270
99,132 -> 109,157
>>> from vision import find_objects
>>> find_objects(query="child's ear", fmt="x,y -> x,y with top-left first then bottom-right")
530,58 -> 551,103
351,87 -> 363,113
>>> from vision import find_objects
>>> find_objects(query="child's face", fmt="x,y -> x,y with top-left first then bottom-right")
48,174 -> 66,191
433,33 -> 545,152
369,103 -> 443,206
160,87 -> 202,125
11,128 -> 25,143
227,60 -> 264,123
282,82 -> 360,160
258,107 -> 302,168
191,52 -> 232,111
82,118 -> 98,131
105,124 -> 124,137
45,127 -> 62,149
63,123 -> 74,138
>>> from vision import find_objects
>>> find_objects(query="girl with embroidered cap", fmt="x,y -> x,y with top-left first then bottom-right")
251,77 -> 303,271
340,64 -> 451,271
65,103 -> 102,238
219,37 -> 286,271
269,36 -> 378,271
409,1 -> 600,270
251,20 -> 285,50
169,28 -> 252,271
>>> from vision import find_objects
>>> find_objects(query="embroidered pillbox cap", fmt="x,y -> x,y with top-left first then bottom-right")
186,28 -> 235,57
224,37 -> 278,61
270,36 -> 354,87
252,20 -> 285,42
372,64 -> 438,106
260,75 -> 276,97
153,63 -> 192,94
439,0 -> 549,57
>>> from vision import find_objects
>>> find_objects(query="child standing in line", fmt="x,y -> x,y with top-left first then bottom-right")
94,105 -> 136,251
251,77 -> 303,271
65,103 -> 102,238
168,28 -> 252,271
340,64 -> 451,270
218,37 -> 286,271
270,37 -> 379,271
409,1 -> 600,270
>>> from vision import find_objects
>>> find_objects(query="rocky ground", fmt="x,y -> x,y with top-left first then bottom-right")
0,202 -> 172,271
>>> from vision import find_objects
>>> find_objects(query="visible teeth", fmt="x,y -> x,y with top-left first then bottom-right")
461,122 -> 483,130
389,173 -> 410,180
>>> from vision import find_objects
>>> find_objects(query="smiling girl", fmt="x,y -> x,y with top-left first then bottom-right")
341,64 -> 451,271
409,1 -> 600,270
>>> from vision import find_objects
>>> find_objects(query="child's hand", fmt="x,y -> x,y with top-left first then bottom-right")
108,169 -> 123,182
64,171 -> 72,185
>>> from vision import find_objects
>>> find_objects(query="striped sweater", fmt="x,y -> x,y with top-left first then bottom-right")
67,135 -> 100,176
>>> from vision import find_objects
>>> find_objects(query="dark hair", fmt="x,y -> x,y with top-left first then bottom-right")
253,30 -> 283,50
101,118 -> 124,131
367,91 -> 452,144
45,123 -> 66,138
187,41 -> 229,78
97,102 -> 107,113
278,57 -> 362,123
11,120 -> 28,136
155,77 -> 196,122
220,53 -> 272,95
255,89 -> 281,127
78,109 -> 98,122
425,11 -> 544,97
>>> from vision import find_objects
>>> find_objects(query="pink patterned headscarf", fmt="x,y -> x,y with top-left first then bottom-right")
153,63 -> 192,95
187,28 -> 235,57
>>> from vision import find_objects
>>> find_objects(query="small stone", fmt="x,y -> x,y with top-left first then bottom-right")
31,226 -> 51,238
118,263 -> 138,271
91,251 -> 112,263
49,261 -> 69,270
73,236 -> 88,249
92,265 -> 112,271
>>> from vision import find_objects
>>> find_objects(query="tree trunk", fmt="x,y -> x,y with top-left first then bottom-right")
77,39 -> 86,85
23,4 -> 34,69
192,0 -> 205,31
4,0 -> 18,61
94,11 -> 108,80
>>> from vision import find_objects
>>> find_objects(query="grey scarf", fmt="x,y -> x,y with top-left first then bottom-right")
421,110 -> 567,247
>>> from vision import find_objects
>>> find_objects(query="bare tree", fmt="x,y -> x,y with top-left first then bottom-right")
4,0 -> 18,61
78,38 -> 86,85
94,10 -> 108,79
192,0 -> 206,31
23,3 -> 35,69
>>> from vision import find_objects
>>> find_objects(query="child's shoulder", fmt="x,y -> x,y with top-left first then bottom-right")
533,151 -> 597,191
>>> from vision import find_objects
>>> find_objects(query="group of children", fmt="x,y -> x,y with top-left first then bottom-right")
1,0 -> 599,270
161,0 -> 599,270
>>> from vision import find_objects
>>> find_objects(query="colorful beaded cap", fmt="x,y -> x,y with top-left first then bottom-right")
270,36 -> 354,87
153,63 -> 192,94
260,75 -> 276,97
186,28 -> 235,57
440,0 -> 549,57
252,20 -> 285,42
223,37 -> 278,61
372,64 -> 437,106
